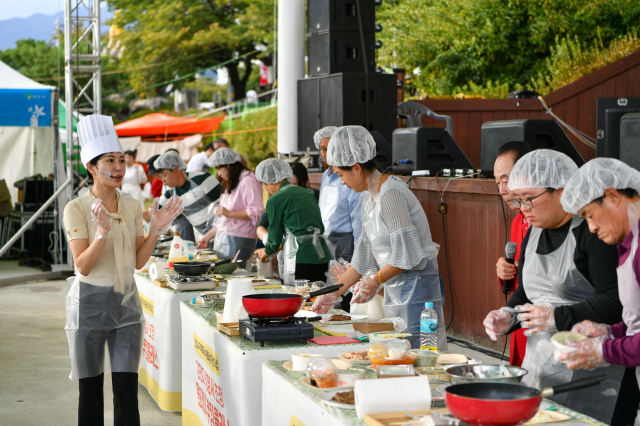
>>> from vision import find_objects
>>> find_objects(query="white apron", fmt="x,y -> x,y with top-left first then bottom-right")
121,164 -> 146,208
64,191 -> 144,380
361,189 -> 446,350
521,216 -> 623,422
619,202 -> 640,389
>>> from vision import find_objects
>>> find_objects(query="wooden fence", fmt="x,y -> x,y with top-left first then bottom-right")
415,49 -> 640,166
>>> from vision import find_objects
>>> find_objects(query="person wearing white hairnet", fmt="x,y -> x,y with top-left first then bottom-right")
315,126 -> 362,264
253,158 -> 332,284
553,158 -> 640,423
63,115 -> 183,424
309,126 -> 444,350
146,151 -> 221,241
194,148 -> 264,269
482,149 -> 624,423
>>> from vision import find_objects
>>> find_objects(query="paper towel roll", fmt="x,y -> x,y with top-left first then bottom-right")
150,262 -> 169,280
355,376 -> 431,420
222,279 -> 255,323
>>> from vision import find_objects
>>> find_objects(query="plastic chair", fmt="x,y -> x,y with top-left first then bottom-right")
397,101 -> 455,140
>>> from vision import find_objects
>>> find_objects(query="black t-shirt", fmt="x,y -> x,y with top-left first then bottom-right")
507,217 -> 622,331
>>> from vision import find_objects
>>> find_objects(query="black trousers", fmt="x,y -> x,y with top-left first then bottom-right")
78,372 -> 140,426
610,367 -> 640,426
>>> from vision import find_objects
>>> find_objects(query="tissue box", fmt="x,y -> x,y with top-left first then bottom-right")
353,322 -> 395,334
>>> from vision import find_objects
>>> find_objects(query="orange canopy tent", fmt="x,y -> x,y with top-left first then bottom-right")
114,113 -> 225,139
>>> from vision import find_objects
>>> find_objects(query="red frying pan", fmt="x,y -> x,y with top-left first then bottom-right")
445,374 -> 607,426
242,284 -> 343,318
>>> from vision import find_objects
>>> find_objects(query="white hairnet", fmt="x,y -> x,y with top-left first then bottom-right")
313,126 -> 338,149
255,158 -> 293,184
207,148 -> 241,168
326,126 -> 377,167
561,158 -> 640,214
154,153 -> 187,171
508,149 -> 578,191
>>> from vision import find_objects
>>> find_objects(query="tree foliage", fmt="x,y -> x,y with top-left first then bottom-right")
0,39 -> 62,85
377,0 -> 640,97
107,0 -> 274,99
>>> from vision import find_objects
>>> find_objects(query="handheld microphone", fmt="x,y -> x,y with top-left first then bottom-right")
503,242 -> 517,295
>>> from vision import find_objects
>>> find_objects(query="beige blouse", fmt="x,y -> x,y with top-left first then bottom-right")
64,189 -> 143,291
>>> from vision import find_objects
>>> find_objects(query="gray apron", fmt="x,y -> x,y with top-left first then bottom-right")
361,191 -> 447,350
619,202 -> 640,390
213,231 -> 257,269
521,216 -> 624,422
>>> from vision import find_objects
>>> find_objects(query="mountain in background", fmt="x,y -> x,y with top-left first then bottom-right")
0,6 -> 114,51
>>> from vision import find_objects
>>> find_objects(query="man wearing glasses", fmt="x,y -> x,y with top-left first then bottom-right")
493,141 -> 533,367
483,149 -> 625,424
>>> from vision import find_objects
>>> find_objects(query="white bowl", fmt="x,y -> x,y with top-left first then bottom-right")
551,331 -> 587,353
336,368 -> 366,387
291,353 -> 322,371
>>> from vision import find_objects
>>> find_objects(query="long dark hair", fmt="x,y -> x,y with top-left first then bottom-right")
86,154 -> 105,185
220,162 -> 247,193
290,162 -> 309,187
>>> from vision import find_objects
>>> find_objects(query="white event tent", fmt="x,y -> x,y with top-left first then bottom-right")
0,60 -> 58,204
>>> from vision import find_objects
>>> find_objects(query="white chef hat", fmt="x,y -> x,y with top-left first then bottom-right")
508,149 -> 578,191
208,148 -> 242,168
326,126 -> 377,167
561,158 -> 640,214
313,126 -> 338,149
78,115 -> 123,166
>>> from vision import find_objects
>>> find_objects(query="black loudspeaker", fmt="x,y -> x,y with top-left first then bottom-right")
620,113 -> 640,170
308,0 -> 376,34
392,127 -> 473,175
369,131 -> 392,171
480,119 -> 585,176
596,97 -> 640,158
22,178 -> 54,212
308,31 -> 375,77
297,73 -> 397,151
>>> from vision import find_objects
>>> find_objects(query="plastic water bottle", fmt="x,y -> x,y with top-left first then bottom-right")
420,302 -> 438,351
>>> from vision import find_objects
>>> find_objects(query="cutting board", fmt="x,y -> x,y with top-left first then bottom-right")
364,410 -> 431,426
313,324 -> 355,336
308,336 -> 360,345
153,279 -> 167,288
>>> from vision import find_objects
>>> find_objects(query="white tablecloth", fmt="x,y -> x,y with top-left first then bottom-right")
134,274 -> 200,411
180,302 -> 370,426
262,362 -> 364,426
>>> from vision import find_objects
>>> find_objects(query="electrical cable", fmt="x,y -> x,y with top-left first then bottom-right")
537,96 -> 597,149
500,194 -> 508,247
441,206 -> 454,331
447,335 -> 510,361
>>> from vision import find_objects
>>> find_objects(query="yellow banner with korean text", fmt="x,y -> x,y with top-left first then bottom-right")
193,333 -> 220,377
139,292 -> 154,317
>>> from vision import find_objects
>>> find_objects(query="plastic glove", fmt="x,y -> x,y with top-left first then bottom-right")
483,307 -> 517,341
90,198 -> 112,240
196,236 -> 212,249
311,292 -> 338,314
557,337 -> 608,370
350,274 -> 381,304
516,304 -> 556,336
328,261 -> 348,282
261,233 -> 269,246
571,320 -> 613,339
149,197 -> 183,236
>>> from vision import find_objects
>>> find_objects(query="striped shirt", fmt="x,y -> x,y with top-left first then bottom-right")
159,171 -> 220,235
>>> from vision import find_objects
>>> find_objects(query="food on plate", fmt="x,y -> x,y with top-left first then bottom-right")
386,339 -> 411,359
315,374 -> 338,388
289,286 -> 310,295
342,351 -> 369,361
331,389 -> 355,405
328,314 -> 351,321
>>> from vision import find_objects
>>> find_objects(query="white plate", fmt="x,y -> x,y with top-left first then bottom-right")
320,314 -> 367,323
338,351 -> 371,365
317,390 -> 356,410
300,376 -> 353,391
294,310 -> 322,319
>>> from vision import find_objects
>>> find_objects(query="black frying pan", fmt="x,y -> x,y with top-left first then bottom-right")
172,258 -> 232,276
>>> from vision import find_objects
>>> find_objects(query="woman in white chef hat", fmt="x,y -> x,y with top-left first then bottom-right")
63,115 -> 183,425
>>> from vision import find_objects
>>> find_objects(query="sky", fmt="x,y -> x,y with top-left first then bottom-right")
0,0 -> 109,21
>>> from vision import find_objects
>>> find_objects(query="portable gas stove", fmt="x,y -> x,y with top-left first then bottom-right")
167,274 -> 217,291
239,316 -> 315,347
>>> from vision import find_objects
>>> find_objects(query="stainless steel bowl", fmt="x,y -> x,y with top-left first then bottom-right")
445,364 -> 528,384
